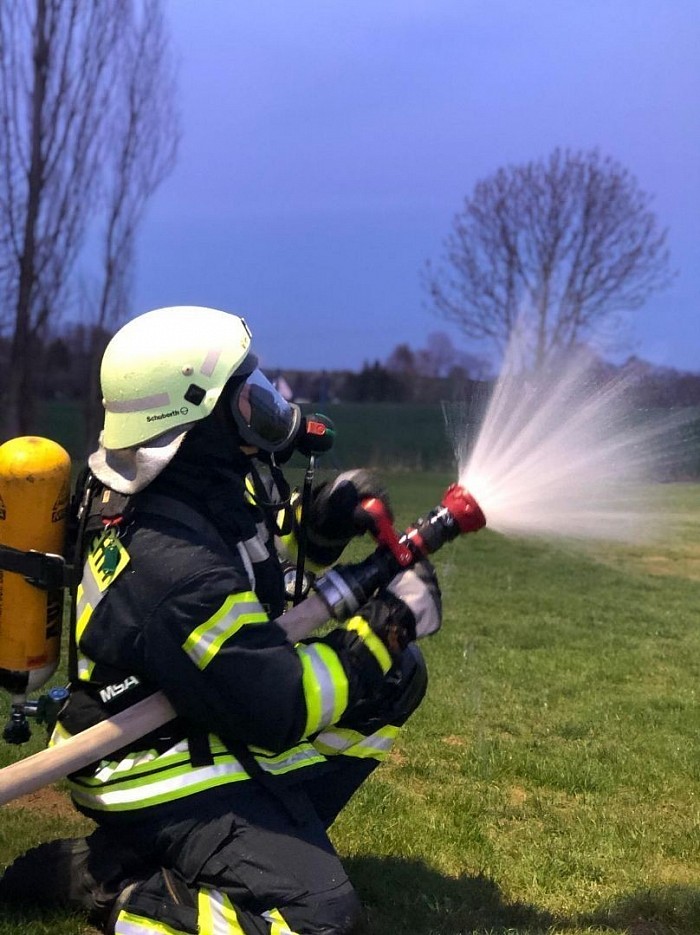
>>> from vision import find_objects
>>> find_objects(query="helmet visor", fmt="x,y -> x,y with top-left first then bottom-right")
230,369 -> 301,452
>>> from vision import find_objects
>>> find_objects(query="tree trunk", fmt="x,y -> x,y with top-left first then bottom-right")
4,0 -> 48,439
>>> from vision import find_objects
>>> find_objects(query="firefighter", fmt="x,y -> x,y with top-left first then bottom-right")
0,305 -> 441,934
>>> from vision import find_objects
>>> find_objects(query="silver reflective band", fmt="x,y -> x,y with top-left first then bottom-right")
315,568 -> 361,620
230,369 -> 301,452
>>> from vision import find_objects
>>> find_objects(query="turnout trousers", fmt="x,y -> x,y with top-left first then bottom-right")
108,645 -> 428,935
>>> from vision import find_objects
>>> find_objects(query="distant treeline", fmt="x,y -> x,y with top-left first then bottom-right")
274,360 -> 700,410
2,327 -> 700,410
0,326 -> 700,480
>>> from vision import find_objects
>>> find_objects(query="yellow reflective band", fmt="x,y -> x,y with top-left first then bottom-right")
75,585 -> 96,682
75,596 -> 91,642
278,497 -> 301,560
312,724 -> 400,760
183,592 -> 268,670
114,909 -> 191,934
278,498 -> 326,573
275,501 -> 293,541
75,534 -> 129,685
346,616 -> 392,674
48,720 -> 72,747
263,907 -> 300,934
69,754 -> 249,812
77,654 -> 96,682
244,473 -> 256,505
198,888 -> 246,934
254,743 -> 325,775
297,642 -> 348,735
67,737 -> 325,813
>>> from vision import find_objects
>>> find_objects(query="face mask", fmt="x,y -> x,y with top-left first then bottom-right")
229,368 -> 301,452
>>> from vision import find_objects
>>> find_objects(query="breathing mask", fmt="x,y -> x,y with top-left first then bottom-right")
227,359 -> 302,453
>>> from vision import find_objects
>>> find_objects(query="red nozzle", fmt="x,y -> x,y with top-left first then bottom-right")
441,483 -> 486,534
358,497 -> 414,567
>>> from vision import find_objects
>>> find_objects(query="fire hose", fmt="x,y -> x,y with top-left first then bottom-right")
0,484 -> 485,806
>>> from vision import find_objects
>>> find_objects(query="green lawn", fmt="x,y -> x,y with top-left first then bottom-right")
1,473 -> 699,934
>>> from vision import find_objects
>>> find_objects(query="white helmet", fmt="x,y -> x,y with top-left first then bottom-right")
90,306 -> 300,494
100,305 -> 253,449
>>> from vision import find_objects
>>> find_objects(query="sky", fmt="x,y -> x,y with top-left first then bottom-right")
131,0 -> 700,373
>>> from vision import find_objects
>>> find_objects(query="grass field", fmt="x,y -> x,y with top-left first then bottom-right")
0,471 -> 699,934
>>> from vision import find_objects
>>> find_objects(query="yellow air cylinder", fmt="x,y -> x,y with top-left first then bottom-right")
0,436 -> 71,694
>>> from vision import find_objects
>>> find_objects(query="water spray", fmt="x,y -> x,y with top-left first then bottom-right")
445,342 -> 693,545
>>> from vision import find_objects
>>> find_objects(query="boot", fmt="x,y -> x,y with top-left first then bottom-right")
0,833 -> 154,926
0,837 -> 95,911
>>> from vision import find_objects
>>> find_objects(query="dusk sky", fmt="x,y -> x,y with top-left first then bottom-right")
132,1 -> 699,374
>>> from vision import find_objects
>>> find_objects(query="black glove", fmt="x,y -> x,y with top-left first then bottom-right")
305,469 -> 392,565
359,559 -> 442,657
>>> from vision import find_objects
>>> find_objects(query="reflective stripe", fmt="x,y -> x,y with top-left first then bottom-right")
263,908 -> 299,934
64,734 -> 324,813
76,532 -> 130,682
244,474 -> 256,505
70,756 -> 250,811
199,348 -> 222,378
77,655 -> 95,681
254,744 -> 325,775
115,909 -> 190,934
346,616 -> 393,674
241,533 -> 268,563
313,724 -> 400,760
199,888 -> 246,935
278,496 -> 301,561
297,643 -> 348,735
76,581 -> 97,681
106,392 -> 170,413
48,720 -> 72,746
76,576 -> 100,624
182,592 -> 268,670
235,542 -> 256,589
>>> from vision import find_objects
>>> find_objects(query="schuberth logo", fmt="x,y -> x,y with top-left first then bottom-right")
146,406 -> 189,424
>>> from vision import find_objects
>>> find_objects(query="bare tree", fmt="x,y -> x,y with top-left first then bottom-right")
417,331 -> 460,378
83,0 -> 179,451
0,0 -> 178,439
0,0 -> 117,435
424,148 -> 673,370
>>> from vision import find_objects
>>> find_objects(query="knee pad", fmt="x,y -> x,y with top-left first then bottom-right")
284,879 -> 363,934
321,885 -> 363,934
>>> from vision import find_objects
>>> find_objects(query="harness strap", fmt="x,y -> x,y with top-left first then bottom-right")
68,471 -> 114,683
0,543 -> 71,591
135,492 -> 232,554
